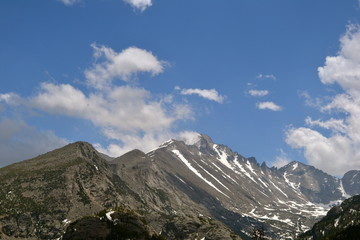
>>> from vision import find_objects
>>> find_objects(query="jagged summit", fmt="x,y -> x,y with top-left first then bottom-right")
192,133 -> 214,148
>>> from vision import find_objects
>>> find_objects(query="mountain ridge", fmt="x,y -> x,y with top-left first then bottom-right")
0,134 -> 359,239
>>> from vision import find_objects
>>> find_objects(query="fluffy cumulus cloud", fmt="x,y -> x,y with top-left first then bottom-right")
28,82 -> 193,156
0,118 -> 67,167
85,44 -> 166,89
318,24 -> 360,92
0,45 -> 194,160
123,0 -> 152,11
30,83 -> 183,134
256,101 -> 282,111
248,89 -> 269,97
176,87 -> 225,103
286,25 -> 360,176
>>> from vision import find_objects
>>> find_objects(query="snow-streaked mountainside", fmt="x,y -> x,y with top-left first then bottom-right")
298,194 -> 360,240
141,134 -> 359,239
0,134 -> 359,240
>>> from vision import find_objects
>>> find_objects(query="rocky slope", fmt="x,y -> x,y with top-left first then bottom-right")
297,195 -> 360,240
0,134 -> 359,240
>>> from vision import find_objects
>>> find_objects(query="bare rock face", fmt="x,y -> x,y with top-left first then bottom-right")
0,134 -> 359,240
279,161 -> 344,204
342,170 -> 360,196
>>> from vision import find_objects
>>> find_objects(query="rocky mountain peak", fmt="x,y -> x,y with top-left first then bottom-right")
192,134 -> 215,153
73,141 -> 98,157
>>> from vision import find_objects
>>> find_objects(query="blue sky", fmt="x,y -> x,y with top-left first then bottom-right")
1,0 -> 360,176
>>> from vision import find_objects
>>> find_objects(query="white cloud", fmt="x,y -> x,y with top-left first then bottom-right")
256,74 -> 276,80
178,87 -> 225,103
0,45 -> 195,160
94,131 -> 173,156
30,83 -> 192,135
318,24 -> 360,93
248,89 -> 269,97
58,0 -> 153,11
305,116 -> 347,134
94,130 -> 200,157
25,80 -> 193,157
85,44 -> 166,89
0,93 -> 21,105
58,0 -> 80,6
256,101 -> 282,111
286,24 -> 360,176
179,131 -> 201,145
123,0 -> 152,12
299,91 -> 324,108
286,127 -> 359,176
0,82 -> 194,158
0,118 -> 68,167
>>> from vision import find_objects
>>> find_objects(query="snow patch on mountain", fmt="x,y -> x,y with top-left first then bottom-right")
283,172 -> 300,194
246,160 -> 257,176
213,144 -> 233,170
339,179 -> 351,198
234,160 -> 257,183
172,149 -> 229,198
292,162 -> 298,171
269,180 -> 288,198
197,164 -> 230,192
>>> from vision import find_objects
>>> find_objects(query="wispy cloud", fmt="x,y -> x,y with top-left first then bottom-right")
256,74 -> 276,80
286,24 -> 360,176
271,149 -> 291,168
176,87 -> 226,103
248,89 -> 269,97
256,101 -> 282,111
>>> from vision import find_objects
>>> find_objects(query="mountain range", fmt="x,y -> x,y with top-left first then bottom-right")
0,134 -> 359,240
